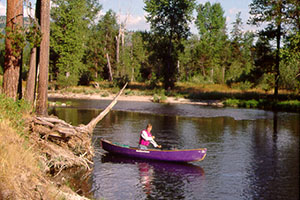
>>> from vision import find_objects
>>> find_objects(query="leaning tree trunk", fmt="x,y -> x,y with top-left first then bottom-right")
3,0 -> 23,101
106,53 -> 113,81
82,82 -> 128,133
36,0 -> 50,116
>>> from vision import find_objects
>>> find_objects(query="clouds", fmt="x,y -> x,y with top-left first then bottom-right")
0,1 -> 35,17
120,13 -> 150,31
0,2 -> 5,16
99,0 -> 150,31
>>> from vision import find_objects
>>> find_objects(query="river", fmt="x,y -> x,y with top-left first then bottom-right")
49,98 -> 299,200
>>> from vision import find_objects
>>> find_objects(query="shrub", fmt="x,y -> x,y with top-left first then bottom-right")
244,99 -> 259,108
189,74 -> 210,84
277,100 -> 300,112
258,73 -> 274,92
232,81 -> 253,91
160,94 -> 167,103
223,99 -> 240,107
101,92 -> 109,97
152,94 -> 160,103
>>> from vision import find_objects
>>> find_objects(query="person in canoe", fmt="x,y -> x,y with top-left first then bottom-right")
139,123 -> 162,150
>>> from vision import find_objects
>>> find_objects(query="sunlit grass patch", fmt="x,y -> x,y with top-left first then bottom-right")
0,94 -> 31,133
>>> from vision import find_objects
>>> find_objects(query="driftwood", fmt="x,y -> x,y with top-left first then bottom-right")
28,83 -> 128,175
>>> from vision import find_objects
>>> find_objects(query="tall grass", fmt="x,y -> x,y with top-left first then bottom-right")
0,95 -> 43,199
0,120 -> 40,199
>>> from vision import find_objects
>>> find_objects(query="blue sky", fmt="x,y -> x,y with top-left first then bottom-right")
97,0 -> 254,33
0,0 -> 255,33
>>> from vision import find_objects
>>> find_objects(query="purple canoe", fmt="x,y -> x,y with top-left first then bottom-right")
100,139 -> 207,162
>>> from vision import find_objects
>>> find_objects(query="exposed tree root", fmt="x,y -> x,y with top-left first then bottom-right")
27,83 -> 127,176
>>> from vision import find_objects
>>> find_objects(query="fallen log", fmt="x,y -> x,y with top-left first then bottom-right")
28,83 -> 128,175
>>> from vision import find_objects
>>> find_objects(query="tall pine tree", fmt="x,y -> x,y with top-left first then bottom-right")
3,0 -> 24,100
195,2 -> 228,83
50,0 -> 90,87
144,0 -> 196,89
249,0 -> 298,97
36,0 -> 50,116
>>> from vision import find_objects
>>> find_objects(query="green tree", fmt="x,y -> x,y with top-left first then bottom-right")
249,0 -> 299,97
80,1 -> 102,84
195,2 -> 228,83
252,34 -> 276,91
50,0 -> 91,87
82,24 -> 105,83
119,31 -> 148,82
226,12 -> 254,86
280,31 -> 300,91
97,9 -> 119,81
231,12 -> 243,42
144,0 -> 196,89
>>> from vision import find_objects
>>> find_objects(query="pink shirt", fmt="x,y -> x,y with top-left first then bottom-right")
139,129 -> 158,147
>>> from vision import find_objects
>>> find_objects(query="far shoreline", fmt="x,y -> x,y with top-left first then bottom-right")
48,92 -> 224,107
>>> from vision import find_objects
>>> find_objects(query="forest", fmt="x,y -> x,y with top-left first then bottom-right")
0,0 -> 299,112
0,1 -> 299,198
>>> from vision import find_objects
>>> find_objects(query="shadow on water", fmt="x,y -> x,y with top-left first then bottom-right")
101,152 -> 205,177
244,111 -> 299,200
95,153 -> 205,200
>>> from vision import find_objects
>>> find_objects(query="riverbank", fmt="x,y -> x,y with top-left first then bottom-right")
48,81 -> 300,112
0,94 -> 92,200
48,92 -> 224,107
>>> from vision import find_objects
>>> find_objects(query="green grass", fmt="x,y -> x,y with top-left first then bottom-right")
0,94 -> 31,133
276,100 -> 300,111
223,98 -> 300,111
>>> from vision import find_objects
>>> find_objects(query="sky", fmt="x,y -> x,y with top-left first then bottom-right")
0,0 -> 256,34
96,0 -> 255,33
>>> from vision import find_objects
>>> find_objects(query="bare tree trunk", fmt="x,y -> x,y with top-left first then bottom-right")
3,0 -> 23,101
274,23 -> 281,99
36,0 -> 50,116
177,60 -> 180,81
25,47 -> 37,104
116,34 -> 120,64
82,82 -> 128,133
222,67 -> 225,84
106,53 -> 113,81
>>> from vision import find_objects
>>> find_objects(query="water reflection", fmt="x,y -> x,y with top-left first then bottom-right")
49,100 -> 299,200
49,97 -> 275,120
100,153 -> 205,199
245,111 -> 299,200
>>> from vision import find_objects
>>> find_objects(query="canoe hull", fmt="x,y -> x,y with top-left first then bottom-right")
100,139 -> 207,162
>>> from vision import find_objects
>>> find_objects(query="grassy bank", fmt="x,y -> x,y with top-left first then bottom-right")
0,94 -> 91,200
52,81 -> 300,112
224,99 -> 300,112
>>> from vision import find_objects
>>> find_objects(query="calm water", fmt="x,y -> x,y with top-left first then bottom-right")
49,98 -> 299,200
